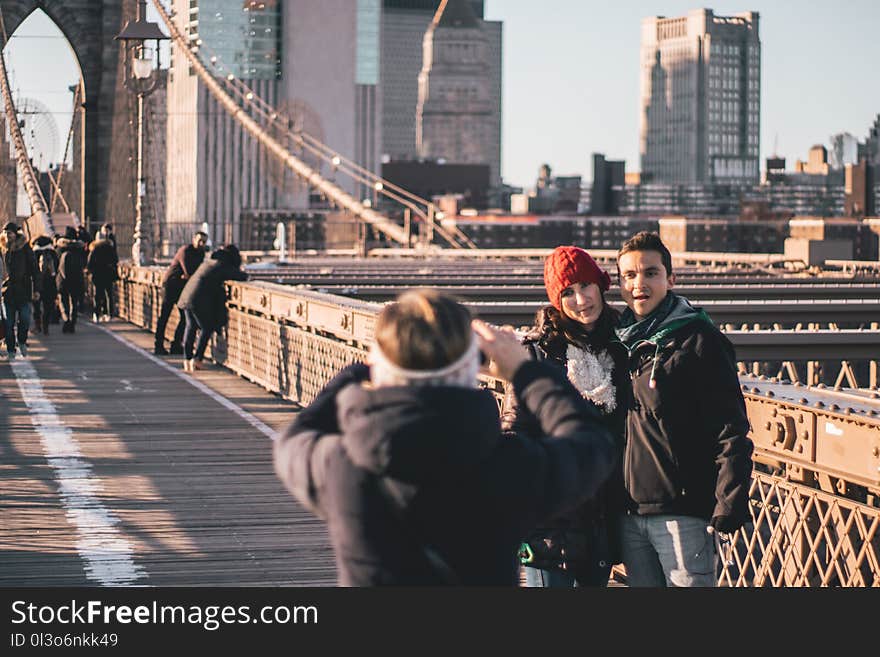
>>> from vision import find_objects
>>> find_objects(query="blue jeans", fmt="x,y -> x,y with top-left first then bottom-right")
619,514 -> 717,587
182,308 -> 213,361
4,298 -> 32,353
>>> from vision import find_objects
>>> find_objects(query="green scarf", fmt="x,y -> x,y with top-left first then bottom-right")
615,293 -> 713,388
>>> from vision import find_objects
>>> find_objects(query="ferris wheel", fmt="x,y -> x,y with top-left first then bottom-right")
15,96 -> 60,172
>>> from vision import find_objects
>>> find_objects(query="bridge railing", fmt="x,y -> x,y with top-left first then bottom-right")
115,265 -> 880,586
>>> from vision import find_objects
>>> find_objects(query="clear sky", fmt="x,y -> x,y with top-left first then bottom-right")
4,2 -> 879,192
485,0 -> 880,189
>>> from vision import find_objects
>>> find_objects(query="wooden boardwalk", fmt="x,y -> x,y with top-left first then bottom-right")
0,319 -> 336,586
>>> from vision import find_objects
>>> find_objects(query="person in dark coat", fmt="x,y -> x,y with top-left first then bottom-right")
154,231 -> 208,355
74,222 -> 91,247
1,221 -> 37,357
99,223 -> 117,250
273,289 -> 617,586
31,235 -> 59,336
56,226 -> 88,334
614,232 -> 754,587
176,243 -> 247,371
87,231 -> 119,322
502,246 -> 627,587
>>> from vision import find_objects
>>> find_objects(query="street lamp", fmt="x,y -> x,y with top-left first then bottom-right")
115,0 -> 168,266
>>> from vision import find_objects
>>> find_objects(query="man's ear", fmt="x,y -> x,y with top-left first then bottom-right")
668,272 -> 676,288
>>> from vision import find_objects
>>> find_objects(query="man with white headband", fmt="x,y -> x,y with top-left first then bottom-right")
274,288 -> 616,585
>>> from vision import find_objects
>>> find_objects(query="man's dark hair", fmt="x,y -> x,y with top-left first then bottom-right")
194,230 -> 208,240
102,223 -> 113,232
618,231 -> 673,276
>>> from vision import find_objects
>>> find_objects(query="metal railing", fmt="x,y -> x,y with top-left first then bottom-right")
115,265 -> 880,586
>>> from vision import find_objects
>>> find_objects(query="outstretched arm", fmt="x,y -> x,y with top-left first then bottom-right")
273,363 -> 369,517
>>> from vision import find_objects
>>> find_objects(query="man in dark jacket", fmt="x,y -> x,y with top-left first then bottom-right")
154,231 -> 208,355
274,291 -> 617,586
1,221 -> 37,357
87,231 -> 119,322
56,227 -> 88,334
614,231 -> 753,587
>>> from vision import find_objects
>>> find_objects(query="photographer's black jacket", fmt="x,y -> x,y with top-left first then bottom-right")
274,361 -> 616,586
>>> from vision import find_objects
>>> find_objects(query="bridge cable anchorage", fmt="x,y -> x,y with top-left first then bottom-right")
151,0 -> 472,250
0,6 -> 52,237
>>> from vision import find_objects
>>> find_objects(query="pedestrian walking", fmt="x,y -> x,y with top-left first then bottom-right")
154,231 -> 208,355
1,221 -> 37,358
176,243 -> 247,372
614,231 -> 754,587
31,235 -> 59,336
87,228 -> 119,322
273,288 -> 617,585
56,226 -> 88,334
503,246 -> 627,587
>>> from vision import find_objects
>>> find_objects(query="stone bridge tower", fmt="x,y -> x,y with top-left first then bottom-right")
0,0 -> 140,248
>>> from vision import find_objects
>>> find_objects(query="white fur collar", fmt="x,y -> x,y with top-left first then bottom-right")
565,344 -> 617,413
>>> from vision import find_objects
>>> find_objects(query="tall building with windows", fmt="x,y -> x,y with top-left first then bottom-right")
166,1 -> 383,251
640,9 -> 761,184
382,1 -> 501,190
282,0 -> 382,202
166,0 -> 283,252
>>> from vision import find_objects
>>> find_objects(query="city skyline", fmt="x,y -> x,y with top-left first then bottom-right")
2,1 -> 879,193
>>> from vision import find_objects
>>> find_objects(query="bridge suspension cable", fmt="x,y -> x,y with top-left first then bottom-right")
194,39 -> 476,249
154,1 -> 476,250
152,0 -> 436,248
48,81 -> 81,214
0,8 -> 52,235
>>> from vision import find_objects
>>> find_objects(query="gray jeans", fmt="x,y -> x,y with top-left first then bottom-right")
619,514 -> 717,587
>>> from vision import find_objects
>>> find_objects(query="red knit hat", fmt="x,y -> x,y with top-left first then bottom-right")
543,246 -> 611,309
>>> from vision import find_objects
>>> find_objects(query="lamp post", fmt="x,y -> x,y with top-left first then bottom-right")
115,0 -> 168,266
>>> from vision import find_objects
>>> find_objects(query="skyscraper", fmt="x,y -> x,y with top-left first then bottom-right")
382,1 -> 501,189
165,1 -> 382,250
639,9 -> 761,184
166,0 -> 283,252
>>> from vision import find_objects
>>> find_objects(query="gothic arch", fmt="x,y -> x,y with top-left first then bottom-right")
1,0 -> 134,239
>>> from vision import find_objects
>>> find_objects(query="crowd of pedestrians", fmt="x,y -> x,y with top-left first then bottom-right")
0,218 -> 245,376
0,220 -> 118,356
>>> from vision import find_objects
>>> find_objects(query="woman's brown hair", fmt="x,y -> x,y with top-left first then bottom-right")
374,288 -> 472,370
529,295 -> 620,354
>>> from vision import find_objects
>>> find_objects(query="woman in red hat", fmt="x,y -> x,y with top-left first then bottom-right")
502,245 -> 627,587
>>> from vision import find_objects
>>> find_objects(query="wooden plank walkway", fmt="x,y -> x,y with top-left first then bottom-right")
0,319 -> 336,586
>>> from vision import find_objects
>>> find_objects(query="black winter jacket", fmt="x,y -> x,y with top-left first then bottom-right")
274,361 -> 616,586
500,308 -> 627,582
617,298 -> 753,528
32,242 -> 59,299
0,233 -> 36,307
176,250 -> 247,329
56,238 -> 87,296
86,238 -> 119,284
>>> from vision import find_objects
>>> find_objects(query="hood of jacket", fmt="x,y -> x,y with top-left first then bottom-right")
0,232 -> 27,252
335,383 -> 501,484
90,237 -> 113,250
56,238 -> 85,252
